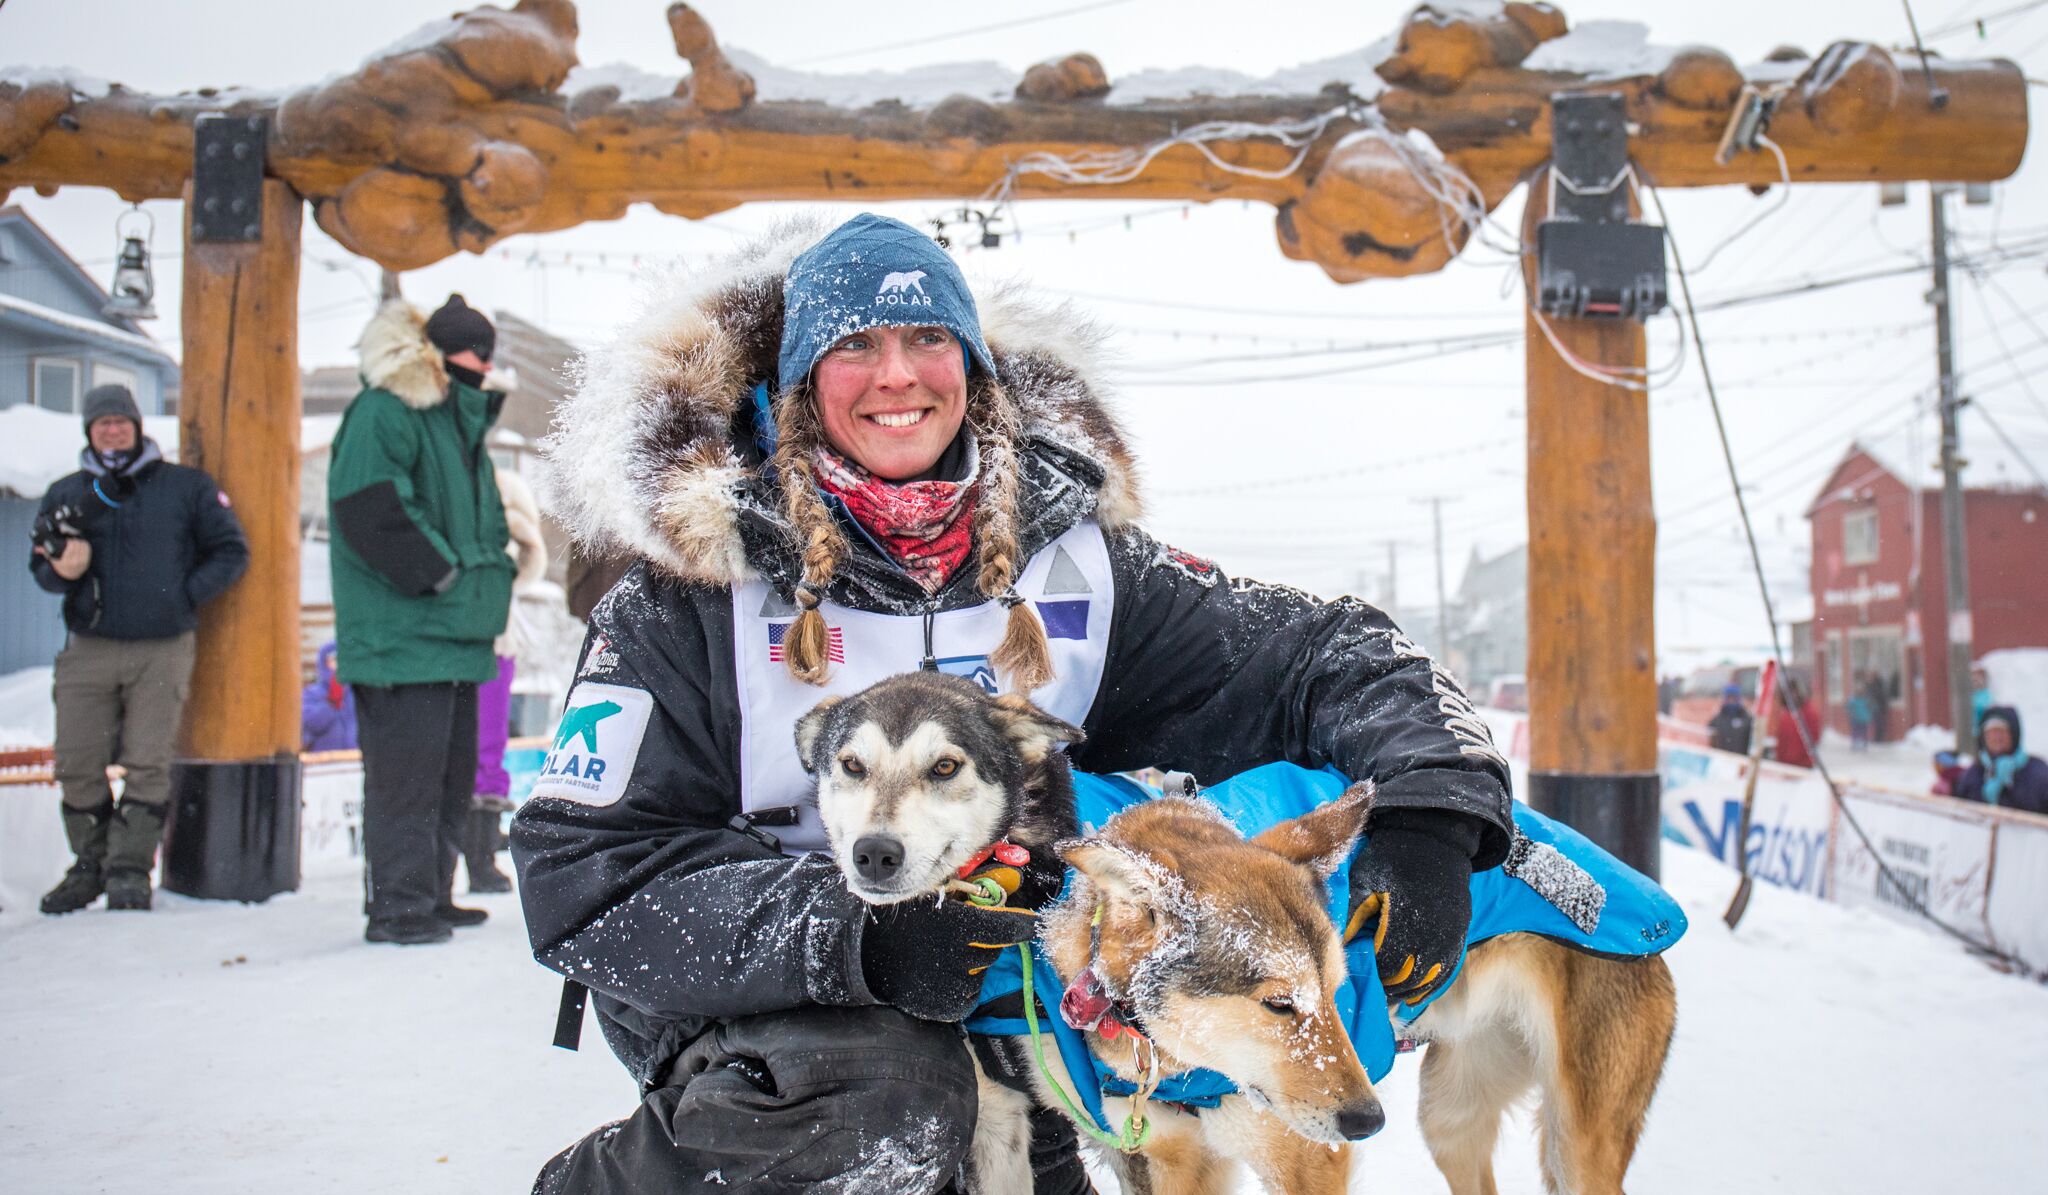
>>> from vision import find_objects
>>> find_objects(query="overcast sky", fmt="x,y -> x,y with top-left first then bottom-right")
6,0 -> 2045,668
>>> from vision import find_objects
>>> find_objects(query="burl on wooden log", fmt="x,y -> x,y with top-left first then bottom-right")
0,1 -> 2026,283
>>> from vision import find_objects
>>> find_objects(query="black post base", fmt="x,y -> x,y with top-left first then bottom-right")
1528,771 -> 1663,881
163,756 -> 302,903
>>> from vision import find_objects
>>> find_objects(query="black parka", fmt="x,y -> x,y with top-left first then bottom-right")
512,218 -> 1514,1089
30,448 -> 248,640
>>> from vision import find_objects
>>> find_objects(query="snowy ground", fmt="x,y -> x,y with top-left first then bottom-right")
5,780 -> 2046,1194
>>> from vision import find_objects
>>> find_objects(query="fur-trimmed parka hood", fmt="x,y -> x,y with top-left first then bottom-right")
359,300 -> 517,409
539,215 -> 1143,606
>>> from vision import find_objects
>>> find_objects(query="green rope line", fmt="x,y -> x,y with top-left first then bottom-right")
961,875 -> 1006,907
1017,942 -> 1153,1153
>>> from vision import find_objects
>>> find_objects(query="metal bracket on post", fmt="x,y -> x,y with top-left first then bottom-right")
191,114 -> 268,243
1537,93 -> 1667,321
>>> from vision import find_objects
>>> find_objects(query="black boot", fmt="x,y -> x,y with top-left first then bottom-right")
465,807 -> 513,894
434,901 -> 489,928
103,801 -> 168,911
366,915 -> 454,945
41,802 -> 114,915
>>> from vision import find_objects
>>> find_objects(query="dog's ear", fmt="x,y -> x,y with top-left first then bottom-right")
793,696 -> 846,773
991,693 -> 1083,761
1249,782 -> 1375,879
1056,837 -> 1159,905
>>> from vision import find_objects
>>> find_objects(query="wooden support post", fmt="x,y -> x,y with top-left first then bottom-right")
162,178 -> 304,902
1522,158 -> 1661,877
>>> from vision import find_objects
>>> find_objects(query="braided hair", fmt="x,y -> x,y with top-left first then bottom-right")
769,373 -> 1053,692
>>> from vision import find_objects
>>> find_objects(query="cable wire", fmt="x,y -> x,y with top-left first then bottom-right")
785,0 -> 1139,66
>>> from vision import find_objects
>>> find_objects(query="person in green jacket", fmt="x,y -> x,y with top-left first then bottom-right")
328,294 -> 514,945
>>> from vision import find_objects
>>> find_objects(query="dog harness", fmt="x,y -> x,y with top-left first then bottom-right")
966,763 -> 1688,1137
731,520 -> 1115,853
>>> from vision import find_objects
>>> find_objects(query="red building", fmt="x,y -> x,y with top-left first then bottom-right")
1806,443 -> 2048,740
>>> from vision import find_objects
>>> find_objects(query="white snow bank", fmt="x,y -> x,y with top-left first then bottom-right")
1522,20 -> 1677,79
565,62 -> 681,104
0,406 -> 89,498
1110,36 -> 1395,104
2,777 -> 2045,1191
1983,647 -> 2048,743
721,37 -> 1396,111
735,46 -> 1017,108
0,666 -> 54,745
0,64 -> 113,99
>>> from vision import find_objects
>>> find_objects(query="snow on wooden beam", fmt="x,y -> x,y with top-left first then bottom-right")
0,1 -> 2028,282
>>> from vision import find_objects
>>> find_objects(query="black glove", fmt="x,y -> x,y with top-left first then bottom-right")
861,899 -> 1039,1022
1347,808 -> 1482,1007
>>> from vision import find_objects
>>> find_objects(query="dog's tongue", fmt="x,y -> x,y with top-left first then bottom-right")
1060,967 -> 1114,1031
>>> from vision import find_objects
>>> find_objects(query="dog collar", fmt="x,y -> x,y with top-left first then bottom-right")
955,840 -> 1031,878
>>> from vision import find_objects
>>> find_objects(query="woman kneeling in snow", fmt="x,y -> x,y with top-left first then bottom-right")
512,213 -> 1514,1192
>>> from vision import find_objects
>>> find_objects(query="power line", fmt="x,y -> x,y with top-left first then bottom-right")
1968,402 -> 2048,489
785,0 -> 1139,66
1925,0 -> 2048,37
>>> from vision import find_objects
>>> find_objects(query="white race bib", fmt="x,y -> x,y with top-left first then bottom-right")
733,521 -> 1116,852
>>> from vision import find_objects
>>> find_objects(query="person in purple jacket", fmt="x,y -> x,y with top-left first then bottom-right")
301,641 -> 357,752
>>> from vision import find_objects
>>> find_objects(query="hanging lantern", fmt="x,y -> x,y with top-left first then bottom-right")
103,206 -> 157,321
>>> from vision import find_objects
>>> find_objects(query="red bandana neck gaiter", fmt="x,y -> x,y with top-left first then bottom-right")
813,444 -> 980,594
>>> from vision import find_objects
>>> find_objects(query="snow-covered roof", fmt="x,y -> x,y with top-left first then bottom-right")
0,292 -> 174,362
0,404 -> 336,499
1841,420 -> 2046,499
0,405 -> 98,498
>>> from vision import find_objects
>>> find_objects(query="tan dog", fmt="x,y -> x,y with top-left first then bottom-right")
802,675 -> 1676,1193
1052,792 -> 1678,1195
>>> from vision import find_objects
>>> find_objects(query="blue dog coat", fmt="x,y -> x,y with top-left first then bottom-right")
965,763 -> 1687,1137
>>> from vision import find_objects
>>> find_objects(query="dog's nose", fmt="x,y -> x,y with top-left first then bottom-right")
851,835 -> 906,883
1335,1099 -> 1385,1141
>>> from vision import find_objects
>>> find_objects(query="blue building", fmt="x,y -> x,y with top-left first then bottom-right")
0,205 -> 180,677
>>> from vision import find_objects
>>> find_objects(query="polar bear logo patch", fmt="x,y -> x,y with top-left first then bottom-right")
877,270 -> 928,297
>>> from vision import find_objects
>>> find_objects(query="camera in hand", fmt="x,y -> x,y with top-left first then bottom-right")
32,504 -> 89,559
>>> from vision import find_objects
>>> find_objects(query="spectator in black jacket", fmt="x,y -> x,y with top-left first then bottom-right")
1708,683 -> 1755,755
514,214 -> 1515,1193
29,384 -> 248,914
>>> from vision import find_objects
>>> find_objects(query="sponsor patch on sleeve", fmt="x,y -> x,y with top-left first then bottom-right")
1155,545 -> 1221,587
527,683 -> 654,808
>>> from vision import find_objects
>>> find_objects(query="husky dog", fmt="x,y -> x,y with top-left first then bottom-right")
796,671 -> 1083,1195
1056,794 -> 1678,1195
802,673 -> 1677,1195
795,670 -> 1082,912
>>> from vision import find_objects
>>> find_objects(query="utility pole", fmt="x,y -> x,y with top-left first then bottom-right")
1368,539 -> 1400,611
1387,539 -> 1399,614
1931,184 -> 1976,756
1414,497 -> 1458,655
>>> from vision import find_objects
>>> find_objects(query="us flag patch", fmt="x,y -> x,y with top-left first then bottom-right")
768,620 -> 844,664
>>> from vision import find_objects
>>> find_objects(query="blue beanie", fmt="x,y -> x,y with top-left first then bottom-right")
777,213 -> 997,392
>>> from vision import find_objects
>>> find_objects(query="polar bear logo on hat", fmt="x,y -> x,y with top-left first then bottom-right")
876,270 -> 928,297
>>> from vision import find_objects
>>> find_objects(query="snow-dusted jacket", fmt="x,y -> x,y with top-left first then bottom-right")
326,301 -> 514,687
30,446 -> 248,640
510,218 -> 1515,1090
